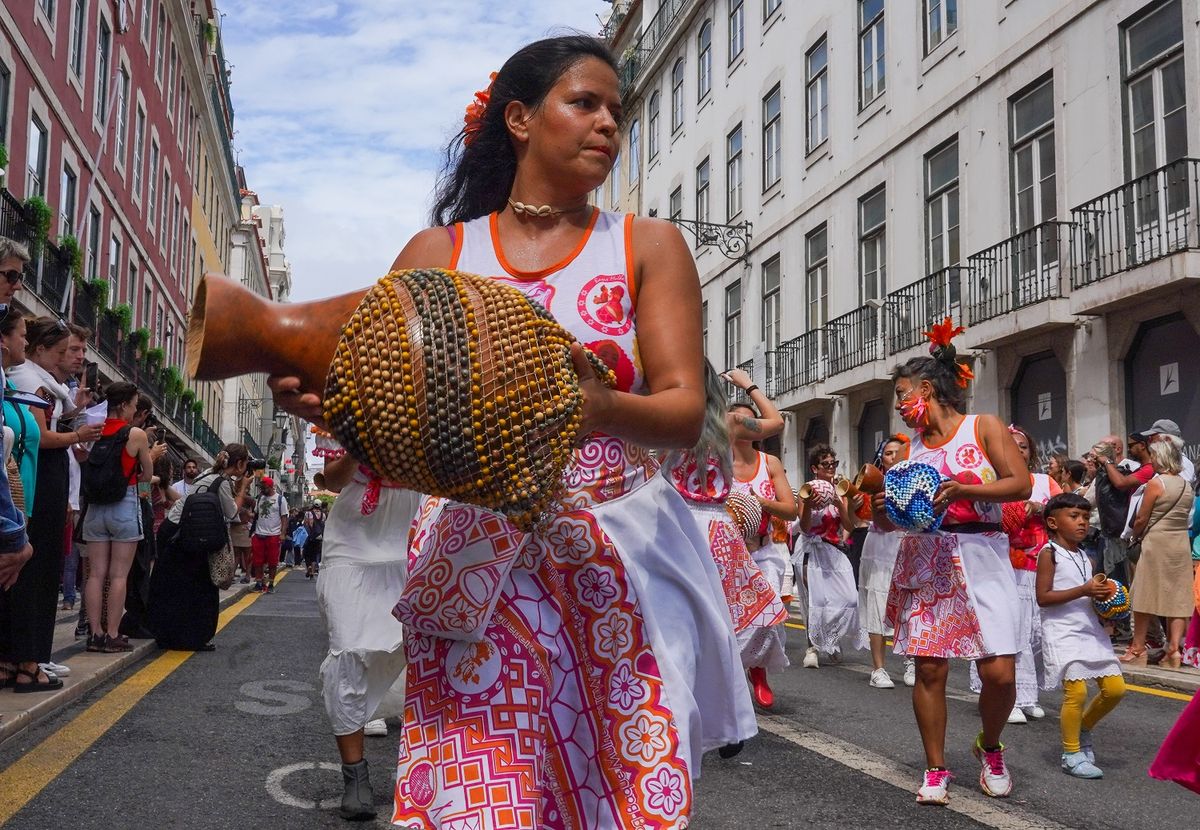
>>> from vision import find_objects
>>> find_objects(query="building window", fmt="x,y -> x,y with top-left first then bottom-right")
132,107 -> 146,199
108,234 -> 121,290
1122,0 -> 1187,223
806,37 -> 829,152
924,0 -> 957,53
1011,78 -> 1056,235
69,0 -> 86,77
166,46 -> 176,115
697,21 -> 712,101
925,139 -> 959,273
859,186 -> 887,302
726,124 -> 743,219
147,140 -> 160,229
0,61 -> 10,141
86,207 -> 101,280
671,59 -> 685,133
155,304 -> 164,344
59,165 -> 77,236
171,193 -> 181,266
95,19 -> 112,120
762,255 -> 781,349
127,260 -> 137,308
763,0 -> 782,22
160,171 -> 171,240
115,68 -> 130,164
729,0 -> 744,63
165,321 -> 174,365
628,118 -> 640,185
609,155 -> 620,210
859,0 -> 886,108
141,0 -> 152,42
696,157 -> 710,224
648,91 -> 660,160
669,186 -> 683,221
805,224 -> 829,330
701,300 -> 709,354
27,116 -> 48,197
762,84 -> 782,190
724,280 -> 742,369
154,6 -> 165,82
142,286 -> 151,328
39,0 -> 56,19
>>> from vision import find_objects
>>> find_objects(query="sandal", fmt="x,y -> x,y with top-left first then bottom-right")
12,666 -> 64,694
1118,646 -> 1147,666
1161,650 -> 1183,669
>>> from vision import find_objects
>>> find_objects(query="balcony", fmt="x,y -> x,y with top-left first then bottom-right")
886,266 -> 963,355
618,0 -> 693,97
725,358 -> 754,402
97,313 -> 121,363
966,220 -> 1072,326
774,330 -> 825,396
0,188 -> 72,313
1071,157 -> 1200,289
824,306 -> 882,377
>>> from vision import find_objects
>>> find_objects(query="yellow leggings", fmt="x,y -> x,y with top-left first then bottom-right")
1061,675 -> 1126,753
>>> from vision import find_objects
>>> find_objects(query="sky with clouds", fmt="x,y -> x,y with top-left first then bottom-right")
219,0 -> 609,303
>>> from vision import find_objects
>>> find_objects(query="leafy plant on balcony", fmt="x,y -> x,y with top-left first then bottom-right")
192,399 -> 204,417
181,388 -> 197,408
107,303 -> 134,334
57,234 -> 83,282
203,20 -> 217,46
161,366 -> 184,399
0,143 -> 8,172
128,327 -> 150,354
23,196 -> 53,256
85,277 -> 110,309
144,346 -> 165,370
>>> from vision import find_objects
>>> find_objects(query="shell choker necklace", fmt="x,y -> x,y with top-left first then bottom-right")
507,198 -> 590,218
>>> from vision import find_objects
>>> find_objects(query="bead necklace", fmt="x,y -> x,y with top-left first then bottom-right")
507,198 -> 589,218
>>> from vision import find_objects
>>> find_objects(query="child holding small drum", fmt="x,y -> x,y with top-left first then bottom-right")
1036,492 -> 1126,779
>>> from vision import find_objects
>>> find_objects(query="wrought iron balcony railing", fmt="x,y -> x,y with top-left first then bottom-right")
886,266 -> 963,355
824,306 -> 882,376
966,220 -> 1072,326
774,330 -> 824,395
617,0 -> 693,97
1070,157 -> 1200,288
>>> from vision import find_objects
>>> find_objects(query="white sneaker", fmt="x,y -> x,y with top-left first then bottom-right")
802,647 -> 819,669
1006,707 -> 1027,724
869,668 -> 895,689
40,661 -> 71,677
973,735 -> 1013,798
363,718 -> 388,737
903,659 -> 916,687
1021,704 -> 1045,720
916,768 -> 952,805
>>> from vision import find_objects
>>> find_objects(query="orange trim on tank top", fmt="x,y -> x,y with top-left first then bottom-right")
624,213 -> 638,309
488,208 -> 600,281
448,222 -> 465,269
735,451 -> 763,483
919,413 -> 969,450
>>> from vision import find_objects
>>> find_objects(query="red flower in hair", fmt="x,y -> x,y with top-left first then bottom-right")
923,316 -> 965,350
463,72 -> 498,147
955,360 -> 975,389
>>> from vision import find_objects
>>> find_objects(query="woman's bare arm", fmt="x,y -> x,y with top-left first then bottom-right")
1130,476 -> 1162,539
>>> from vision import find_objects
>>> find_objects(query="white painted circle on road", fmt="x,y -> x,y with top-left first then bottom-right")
265,761 -> 342,810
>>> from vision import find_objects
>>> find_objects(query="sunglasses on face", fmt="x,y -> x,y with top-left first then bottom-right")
0,269 -> 23,285
817,461 -> 838,470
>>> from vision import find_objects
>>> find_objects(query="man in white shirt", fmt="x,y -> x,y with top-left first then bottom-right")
250,477 -> 289,594
172,458 -> 200,498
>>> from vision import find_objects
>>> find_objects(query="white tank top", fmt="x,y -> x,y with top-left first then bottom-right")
451,209 -> 645,394
908,414 -> 1001,525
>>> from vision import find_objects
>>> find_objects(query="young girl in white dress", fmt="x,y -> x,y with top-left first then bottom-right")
1036,492 -> 1125,779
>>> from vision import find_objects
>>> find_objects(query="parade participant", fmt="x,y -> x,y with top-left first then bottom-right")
796,444 -> 858,669
265,35 -> 740,828
857,435 -> 914,688
313,443 -> 419,821
971,425 -> 1060,724
1035,492 -> 1125,780
664,362 -> 784,723
877,318 -> 1029,805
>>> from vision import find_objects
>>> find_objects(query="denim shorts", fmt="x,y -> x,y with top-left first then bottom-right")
82,487 -> 144,543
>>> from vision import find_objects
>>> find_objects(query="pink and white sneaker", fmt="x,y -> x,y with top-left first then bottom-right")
916,768 -> 953,805
973,733 -> 1013,797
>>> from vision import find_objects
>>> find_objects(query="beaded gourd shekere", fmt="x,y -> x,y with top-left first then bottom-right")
322,268 -> 616,531
883,460 -> 946,532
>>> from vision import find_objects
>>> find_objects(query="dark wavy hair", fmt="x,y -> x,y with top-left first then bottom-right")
892,355 -> 967,413
431,35 -> 617,226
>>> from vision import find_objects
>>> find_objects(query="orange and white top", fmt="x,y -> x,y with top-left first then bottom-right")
908,414 -> 1002,526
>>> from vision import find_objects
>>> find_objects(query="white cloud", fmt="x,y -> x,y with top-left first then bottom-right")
220,0 -> 608,302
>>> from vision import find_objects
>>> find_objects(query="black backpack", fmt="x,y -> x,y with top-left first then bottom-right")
82,426 -> 134,505
172,476 -> 230,554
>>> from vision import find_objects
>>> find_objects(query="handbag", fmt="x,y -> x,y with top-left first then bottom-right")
207,543 -> 236,590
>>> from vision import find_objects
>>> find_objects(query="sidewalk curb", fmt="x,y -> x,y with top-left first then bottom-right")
0,583 -> 255,748
1121,664 -> 1199,696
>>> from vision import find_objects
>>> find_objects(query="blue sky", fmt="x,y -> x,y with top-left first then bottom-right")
220,0 -> 609,302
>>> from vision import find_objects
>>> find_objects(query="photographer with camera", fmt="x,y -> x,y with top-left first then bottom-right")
250,476 -> 288,594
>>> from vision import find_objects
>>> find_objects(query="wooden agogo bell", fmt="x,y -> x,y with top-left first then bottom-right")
186,269 -> 617,530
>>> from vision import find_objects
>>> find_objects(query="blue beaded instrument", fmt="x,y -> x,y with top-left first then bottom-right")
884,460 -> 945,533
1093,576 -> 1131,622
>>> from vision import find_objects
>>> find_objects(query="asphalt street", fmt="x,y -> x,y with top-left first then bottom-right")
0,572 -> 1193,829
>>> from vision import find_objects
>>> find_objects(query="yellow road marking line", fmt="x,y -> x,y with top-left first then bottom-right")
783,622 -> 1192,702
0,573 -> 286,823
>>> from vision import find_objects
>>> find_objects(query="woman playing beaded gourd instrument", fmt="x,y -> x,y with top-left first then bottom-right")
272,36 -> 739,830
873,318 -> 1031,806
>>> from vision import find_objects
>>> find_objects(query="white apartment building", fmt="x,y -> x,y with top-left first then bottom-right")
604,0 -> 1200,481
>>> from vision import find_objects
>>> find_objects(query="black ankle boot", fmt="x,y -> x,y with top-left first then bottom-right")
340,759 -> 376,821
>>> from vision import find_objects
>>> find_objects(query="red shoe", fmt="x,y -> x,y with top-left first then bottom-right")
748,667 -> 774,708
